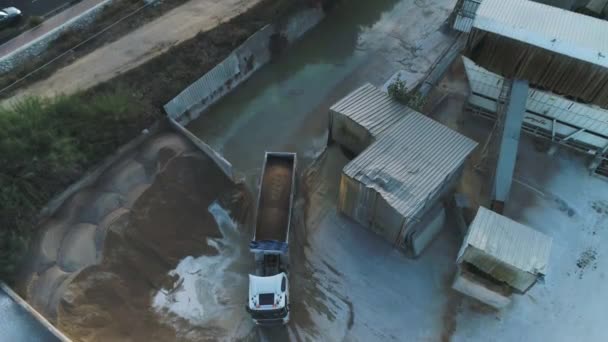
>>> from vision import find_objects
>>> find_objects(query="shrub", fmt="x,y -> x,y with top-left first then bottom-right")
387,75 -> 426,111
28,16 -> 44,28
0,89 -> 147,282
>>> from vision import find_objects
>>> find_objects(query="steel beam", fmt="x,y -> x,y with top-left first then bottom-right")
493,79 -> 529,204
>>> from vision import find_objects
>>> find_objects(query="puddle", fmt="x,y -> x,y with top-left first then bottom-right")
152,202 -> 245,327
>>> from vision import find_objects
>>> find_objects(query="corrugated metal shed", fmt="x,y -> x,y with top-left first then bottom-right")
457,206 -> 552,292
330,83 -> 412,138
342,111 -> 478,232
473,0 -> 608,69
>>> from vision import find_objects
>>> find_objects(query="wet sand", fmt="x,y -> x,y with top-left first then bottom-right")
55,152 -> 249,341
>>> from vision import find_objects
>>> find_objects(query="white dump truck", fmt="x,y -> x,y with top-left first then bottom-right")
246,152 -> 296,325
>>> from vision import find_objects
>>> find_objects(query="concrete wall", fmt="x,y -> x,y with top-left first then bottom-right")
165,7 -> 324,179
165,8 -> 325,125
452,268 -> 512,309
0,0 -> 114,73
168,118 -> 235,181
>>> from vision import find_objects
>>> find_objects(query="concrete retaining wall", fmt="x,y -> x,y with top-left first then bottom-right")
165,7 -> 324,179
0,0 -> 113,73
165,8 -> 325,125
168,118 -> 235,181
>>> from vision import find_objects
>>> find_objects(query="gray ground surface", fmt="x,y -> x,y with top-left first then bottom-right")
0,286 -> 59,341
0,0 -> 70,17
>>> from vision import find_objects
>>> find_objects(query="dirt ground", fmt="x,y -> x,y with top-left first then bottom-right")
50,140 -> 251,342
256,157 -> 294,242
5,0 -> 266,105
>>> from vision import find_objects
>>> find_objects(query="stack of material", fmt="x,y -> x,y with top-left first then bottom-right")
467,0 -> 608,108
329,83 -> 413,155
453,207 -> 552,308
338,111 -> 478,256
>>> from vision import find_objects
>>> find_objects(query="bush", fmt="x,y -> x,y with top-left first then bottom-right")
28,16 -> 44,28
0,89 -> 148,282
387,75 -> 426,111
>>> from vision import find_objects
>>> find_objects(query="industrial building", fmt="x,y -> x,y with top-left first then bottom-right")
450,0 -> 608,179
331,85 -> 478,256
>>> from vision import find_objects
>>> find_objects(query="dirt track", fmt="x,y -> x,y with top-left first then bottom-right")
6,0 -> 263,105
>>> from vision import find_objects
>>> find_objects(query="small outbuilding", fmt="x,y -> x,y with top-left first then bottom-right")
453,206 -> 552,308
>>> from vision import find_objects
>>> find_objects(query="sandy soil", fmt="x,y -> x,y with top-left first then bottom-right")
55,152 -> 249,342
6,0 -> 263,105
22,133 -> 195,318
256,157 -> 294,242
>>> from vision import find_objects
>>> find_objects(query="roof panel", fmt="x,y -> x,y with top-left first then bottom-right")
462,206 -> 552,275
343,111 -> 478,220
473,0 -> 608,69
330,83 -> 413,139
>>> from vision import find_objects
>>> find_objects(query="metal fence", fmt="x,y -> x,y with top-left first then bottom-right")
463,57 -> 608,178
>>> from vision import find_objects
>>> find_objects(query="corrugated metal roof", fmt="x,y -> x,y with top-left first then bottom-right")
330,83 -> 413,139
343,112 -> 478,221
463,56 -> 608,138
473,0 -> 608,69
461,206 -> 552,275
453,0 -> 482,33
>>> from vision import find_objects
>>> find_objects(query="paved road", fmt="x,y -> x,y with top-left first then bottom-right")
0,0 -> 71,17
0,286 -> 60,341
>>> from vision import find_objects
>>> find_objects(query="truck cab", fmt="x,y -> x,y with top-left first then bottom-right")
247,273 -> 290,325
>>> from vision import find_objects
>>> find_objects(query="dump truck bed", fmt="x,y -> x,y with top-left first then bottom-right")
253,152 -> 296,245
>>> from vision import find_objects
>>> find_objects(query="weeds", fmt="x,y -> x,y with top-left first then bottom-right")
387,75 -> 426,111
0,89 -> 151,282
27,16 -> 44,28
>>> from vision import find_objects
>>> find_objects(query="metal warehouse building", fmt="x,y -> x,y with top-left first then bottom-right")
334,93 -> 478,256
329,83 -> 412,155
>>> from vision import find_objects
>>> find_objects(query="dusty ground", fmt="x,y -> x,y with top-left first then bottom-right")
5,0 -> 264,105
20,130 -> 253,341
55,148 -> 250,342
22,133 -> 195,317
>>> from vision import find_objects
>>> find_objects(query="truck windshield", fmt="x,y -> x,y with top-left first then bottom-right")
251,307 -> 287,320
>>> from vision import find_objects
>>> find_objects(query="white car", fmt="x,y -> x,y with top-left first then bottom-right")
0,7 -> 22,28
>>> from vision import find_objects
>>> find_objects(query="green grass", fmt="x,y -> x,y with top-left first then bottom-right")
0,89 -> 152,282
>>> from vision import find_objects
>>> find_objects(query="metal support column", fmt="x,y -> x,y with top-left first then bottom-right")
491,80 -> 529,213
589,143 -> 608,177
